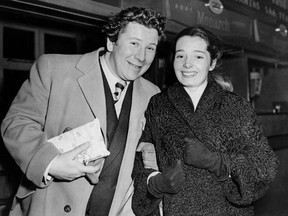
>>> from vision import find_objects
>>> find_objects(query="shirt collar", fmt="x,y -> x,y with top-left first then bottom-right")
100,55 -> 122,92
184,80 -> 208,110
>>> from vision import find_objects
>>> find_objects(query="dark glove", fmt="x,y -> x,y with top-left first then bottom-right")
183,137 -> 230,181
147,160 -> 185,198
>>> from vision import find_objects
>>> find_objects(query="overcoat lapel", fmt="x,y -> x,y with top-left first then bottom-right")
109,79 -> 149,172
167,81 -> 222,138
101,82 -> 133,172
127,79 -> 152,150
108,79 -> 153,215
75,49 -> 107,139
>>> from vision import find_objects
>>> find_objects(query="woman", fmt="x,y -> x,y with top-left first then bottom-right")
132,26 -> 278,216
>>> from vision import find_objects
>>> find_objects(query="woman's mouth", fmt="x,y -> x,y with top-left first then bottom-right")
182,71 -> 197,77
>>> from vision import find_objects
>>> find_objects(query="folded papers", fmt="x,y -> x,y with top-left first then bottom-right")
48,118 -> 110,164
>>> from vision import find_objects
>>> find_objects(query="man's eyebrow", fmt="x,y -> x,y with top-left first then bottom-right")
128,37 -> 158,46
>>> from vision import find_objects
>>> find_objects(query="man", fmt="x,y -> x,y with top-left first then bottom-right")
1,6 -> 166,216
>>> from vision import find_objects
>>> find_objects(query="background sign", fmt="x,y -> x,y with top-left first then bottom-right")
167,0 -> 252,39
221,0 -> 288,26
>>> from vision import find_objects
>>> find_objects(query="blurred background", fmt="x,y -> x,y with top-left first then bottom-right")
0,0 -> 288,215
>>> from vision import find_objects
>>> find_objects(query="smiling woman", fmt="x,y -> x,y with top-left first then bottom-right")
132,26 -> 278,216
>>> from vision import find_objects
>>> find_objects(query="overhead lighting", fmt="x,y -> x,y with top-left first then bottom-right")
205,0 -> 224,15
275,24 -> 287,37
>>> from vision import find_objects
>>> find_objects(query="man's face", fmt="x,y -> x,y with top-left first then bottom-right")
105,22 -> 159,81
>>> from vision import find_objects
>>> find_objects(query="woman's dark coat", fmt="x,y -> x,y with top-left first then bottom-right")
132,80 -> 278,216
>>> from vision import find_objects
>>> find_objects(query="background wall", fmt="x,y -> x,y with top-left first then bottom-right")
255,68 -> 288,113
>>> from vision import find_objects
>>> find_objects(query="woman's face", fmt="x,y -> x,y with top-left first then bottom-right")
174,36 -> 216,89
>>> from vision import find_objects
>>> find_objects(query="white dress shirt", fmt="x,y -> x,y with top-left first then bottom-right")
100,55 -> 129,118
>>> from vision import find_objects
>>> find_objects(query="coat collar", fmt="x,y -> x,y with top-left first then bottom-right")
76,48 -> 107,137
109,79 -> 158,216
167,80 -> 224,138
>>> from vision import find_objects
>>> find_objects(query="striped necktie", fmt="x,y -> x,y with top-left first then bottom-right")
114,82 -> 126,103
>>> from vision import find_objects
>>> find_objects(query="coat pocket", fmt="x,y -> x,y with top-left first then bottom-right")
14,176 -> 36,199
10,177 -> 36,214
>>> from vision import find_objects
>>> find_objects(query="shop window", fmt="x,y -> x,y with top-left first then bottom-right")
3,27 -> 35,60
2,69 -> 29,111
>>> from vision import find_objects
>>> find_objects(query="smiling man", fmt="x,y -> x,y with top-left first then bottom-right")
1,7 -> 166,216
105,22 -> 159,81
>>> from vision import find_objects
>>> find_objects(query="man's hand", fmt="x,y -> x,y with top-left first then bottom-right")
139,142 -> 158,170
184,137 -> 230,181
49,142 -> 103,181
148,160 -> 185,198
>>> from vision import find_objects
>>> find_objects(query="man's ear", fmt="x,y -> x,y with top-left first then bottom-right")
106,38 -> 114,52
209,59 -> 217,71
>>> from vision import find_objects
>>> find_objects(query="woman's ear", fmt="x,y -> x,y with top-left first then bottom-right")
106,38 -> 114,52
209,59 -> 217,71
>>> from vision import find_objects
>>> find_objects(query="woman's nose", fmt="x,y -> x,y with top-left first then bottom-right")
184,59 -> 192,68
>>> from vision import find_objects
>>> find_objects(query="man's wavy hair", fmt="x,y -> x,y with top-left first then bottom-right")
102,6 -> 166,43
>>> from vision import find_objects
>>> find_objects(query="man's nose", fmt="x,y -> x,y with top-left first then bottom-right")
135,47 -> 145,62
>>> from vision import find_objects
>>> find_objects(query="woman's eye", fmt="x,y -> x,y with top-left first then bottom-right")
131,42 -> 138,46
176,55 -> 183,59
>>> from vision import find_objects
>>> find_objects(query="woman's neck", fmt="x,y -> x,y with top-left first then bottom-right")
184,80 -> 208,110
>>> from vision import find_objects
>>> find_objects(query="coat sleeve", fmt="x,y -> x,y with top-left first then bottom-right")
1,55 -> 60,188
222,96 -> 279,205
132,101 -> 161,216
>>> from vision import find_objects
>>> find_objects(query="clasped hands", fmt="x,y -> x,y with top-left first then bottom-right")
139,142 -> 185,198
148,160 -> 185,198
147,137 -> 230,198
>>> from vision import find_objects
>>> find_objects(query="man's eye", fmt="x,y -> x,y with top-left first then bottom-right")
131,42 -> 138,46
197,56 -> 204,59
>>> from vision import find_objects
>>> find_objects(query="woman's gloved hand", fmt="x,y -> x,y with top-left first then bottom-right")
147,160 -> 185,198
183,137 -> 230,181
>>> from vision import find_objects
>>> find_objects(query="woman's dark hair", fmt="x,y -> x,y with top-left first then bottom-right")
102,6 -> 166,43
173,26 -> 233,91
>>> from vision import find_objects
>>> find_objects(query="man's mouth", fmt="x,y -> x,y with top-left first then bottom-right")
128,62 -> 142,70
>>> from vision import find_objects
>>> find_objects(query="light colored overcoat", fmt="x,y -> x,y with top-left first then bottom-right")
1,48 -> 160,216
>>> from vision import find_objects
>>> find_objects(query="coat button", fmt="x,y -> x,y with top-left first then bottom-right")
64,205 -> 71,212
